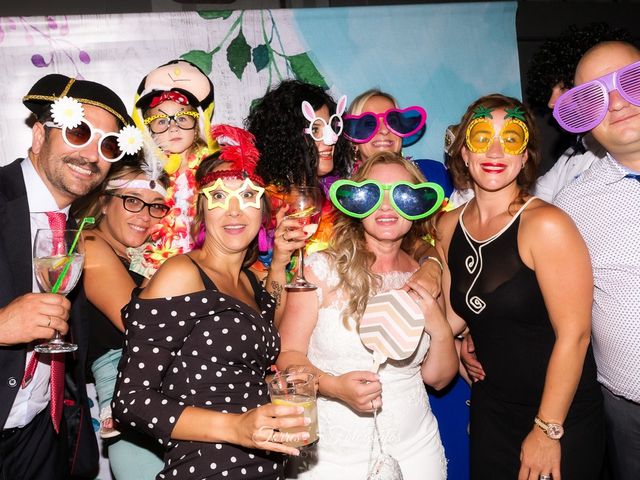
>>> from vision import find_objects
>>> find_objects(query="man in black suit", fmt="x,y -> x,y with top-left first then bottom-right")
0,74 -> 135,479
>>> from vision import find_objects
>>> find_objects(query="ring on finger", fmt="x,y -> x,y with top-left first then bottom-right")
409,289 -> 423,302
269,429 -> 277,443
47,316 -> 52,328
539,475 -> 552,480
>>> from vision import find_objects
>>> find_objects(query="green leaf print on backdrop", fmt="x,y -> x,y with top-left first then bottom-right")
227,29 -> 251,80
181,49 -> 214,75
185,9 -> 328,88
198,10 -> 233,20
252,44 -> 269,73
287,52 -> 328,89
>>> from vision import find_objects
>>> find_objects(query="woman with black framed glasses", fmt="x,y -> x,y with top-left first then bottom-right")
72,163 -> 170,479
103,192 -> 170,219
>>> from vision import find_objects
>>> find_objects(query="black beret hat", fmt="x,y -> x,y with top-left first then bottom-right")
23,74 -> 132,126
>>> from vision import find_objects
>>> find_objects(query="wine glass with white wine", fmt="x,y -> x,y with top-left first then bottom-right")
33,228 -> 85,353
283,186 -> 323,291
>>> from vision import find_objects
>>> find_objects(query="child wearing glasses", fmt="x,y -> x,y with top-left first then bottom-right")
277,151 -> 457,480
132,60 -> 215,277
72,162 -> 171,479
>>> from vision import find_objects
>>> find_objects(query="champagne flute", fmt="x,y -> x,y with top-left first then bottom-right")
284,186 -> 322,291
33,229 -> 85,353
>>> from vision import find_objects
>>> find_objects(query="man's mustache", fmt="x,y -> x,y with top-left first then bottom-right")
63,157 -> 101,175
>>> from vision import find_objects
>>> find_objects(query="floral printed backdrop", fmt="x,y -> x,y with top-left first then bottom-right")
0,3 -> 518,165
0,4 -> 517,478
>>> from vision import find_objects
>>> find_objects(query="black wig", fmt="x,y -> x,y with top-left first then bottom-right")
246,79 -> 352,187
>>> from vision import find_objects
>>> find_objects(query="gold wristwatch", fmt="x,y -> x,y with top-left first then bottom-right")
534,416 -> 564,440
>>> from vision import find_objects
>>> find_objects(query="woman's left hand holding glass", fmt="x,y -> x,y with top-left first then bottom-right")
271,206 -> 309,268
229,403 -> 308,457
518,427 -> 561,480
266,206 -> 311,325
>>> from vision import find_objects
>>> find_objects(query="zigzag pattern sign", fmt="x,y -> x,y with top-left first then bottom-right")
360,289 -> 424,371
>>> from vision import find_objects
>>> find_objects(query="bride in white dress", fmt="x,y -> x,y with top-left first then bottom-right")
277,152 -> 457,479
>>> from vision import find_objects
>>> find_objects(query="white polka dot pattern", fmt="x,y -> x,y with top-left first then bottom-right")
112,269 -> 283,479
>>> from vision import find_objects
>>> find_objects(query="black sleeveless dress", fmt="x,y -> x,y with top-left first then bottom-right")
86,258 -> 143,371
113,258 -> 284,479
448,201 -> 604,479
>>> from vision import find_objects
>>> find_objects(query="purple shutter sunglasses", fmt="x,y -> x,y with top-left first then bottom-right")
553,60 -> 640,133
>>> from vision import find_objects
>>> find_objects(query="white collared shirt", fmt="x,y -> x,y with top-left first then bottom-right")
534,147 -> 602,202
4,158 -> 70,429
555,154 -> 640,403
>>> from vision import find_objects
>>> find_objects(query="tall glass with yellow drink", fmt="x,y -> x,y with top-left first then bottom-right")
268,372 -> 319,448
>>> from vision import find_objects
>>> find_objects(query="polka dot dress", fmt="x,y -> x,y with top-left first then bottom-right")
112,262 -> 283,479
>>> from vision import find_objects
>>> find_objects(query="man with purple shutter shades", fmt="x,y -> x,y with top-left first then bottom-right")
553,41 -> 640,480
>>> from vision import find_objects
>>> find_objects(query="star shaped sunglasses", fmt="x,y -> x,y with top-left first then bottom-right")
200,178 -> 265,211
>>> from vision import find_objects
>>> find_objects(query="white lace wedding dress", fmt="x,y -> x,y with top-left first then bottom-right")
287,253 -> 447,480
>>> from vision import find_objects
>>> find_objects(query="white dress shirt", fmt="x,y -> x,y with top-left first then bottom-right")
4,158 -> 70,429
555,154 -> 640,403
534,147 -> 602,202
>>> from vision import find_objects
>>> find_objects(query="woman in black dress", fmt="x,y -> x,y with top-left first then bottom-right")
74,162 -> 170,477
436,94 -> 604,479
112,126 -> 307,480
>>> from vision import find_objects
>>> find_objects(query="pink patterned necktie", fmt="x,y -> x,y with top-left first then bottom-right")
21,211 -> 67,433
46,211 -> 67,254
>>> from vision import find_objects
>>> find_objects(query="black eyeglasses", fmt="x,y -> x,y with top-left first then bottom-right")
105,193 -> 170,219
143,111 -> 199,134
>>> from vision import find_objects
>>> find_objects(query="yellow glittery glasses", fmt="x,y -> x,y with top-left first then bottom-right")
465,106 -> 529,156
201,178 -> 265,210
143,110 -> 199,134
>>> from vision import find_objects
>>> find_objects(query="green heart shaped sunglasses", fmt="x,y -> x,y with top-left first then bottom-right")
329,179 -> 444,220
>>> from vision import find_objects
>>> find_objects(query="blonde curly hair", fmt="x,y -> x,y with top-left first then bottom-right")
325,151 -> 432,328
